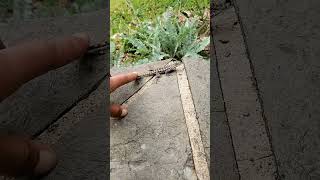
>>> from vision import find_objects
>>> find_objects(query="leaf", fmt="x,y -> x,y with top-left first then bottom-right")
191,36 -> 210,53
110,41 -> 116,53
113,7 -> 209,66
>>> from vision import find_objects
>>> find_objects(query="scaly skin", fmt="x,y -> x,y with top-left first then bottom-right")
137,60 -> 181,79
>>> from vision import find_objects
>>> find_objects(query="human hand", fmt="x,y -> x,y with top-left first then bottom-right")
0,33 -> 90,177
0,33 -> 90,101
110,72 -> 138,118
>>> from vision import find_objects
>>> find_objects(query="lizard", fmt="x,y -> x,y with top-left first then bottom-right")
137,59 -> 181,80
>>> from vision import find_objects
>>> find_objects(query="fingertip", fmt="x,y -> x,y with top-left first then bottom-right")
121,108 -> 128,117
132,72 -> 139,79
110,104 -> 129,118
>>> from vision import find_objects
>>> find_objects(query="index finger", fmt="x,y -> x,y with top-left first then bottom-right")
110,72 -> 138,92
0,33 -> 90,100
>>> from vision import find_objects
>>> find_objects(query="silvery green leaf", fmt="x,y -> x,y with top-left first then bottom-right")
192,36 -> 210,53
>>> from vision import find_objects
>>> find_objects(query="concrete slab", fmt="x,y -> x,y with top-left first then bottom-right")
11,80 -> 107,180
210,112 -> 239,180
210,16 -> 241,180
183,43 -> 239,179
184,57 -> 224,113
212,7 -> 276,179
233,0 -> 320,179
39,82 -> 108,180
110,70 -> 197,179
213,7 -> 273,161
209,32 -> 225,113
0,9 -> 108,136
238,156 -> 277,180
183,57 -> 210,163
176,62 -> 209,179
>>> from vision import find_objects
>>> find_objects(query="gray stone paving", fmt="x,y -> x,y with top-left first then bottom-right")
110,66 -> 196,180
110,59 -> 214,179
214,6 -> 274,160
213,7 -> 276,179
183,57 -> 210,164
210,33 -> 239,180
40,82 -> 108,180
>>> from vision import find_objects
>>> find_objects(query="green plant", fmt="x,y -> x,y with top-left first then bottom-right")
112,8 -> 210,66
110,0 -> 209,36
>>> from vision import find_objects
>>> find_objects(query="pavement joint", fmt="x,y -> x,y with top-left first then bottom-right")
211,18 -> 241,179
176,63 -> 209,180
238,154 -> 274,162
36,77 -> 107,145
35,74 -> 108,140
232,1 -> 281,178
213,7 -> 277,179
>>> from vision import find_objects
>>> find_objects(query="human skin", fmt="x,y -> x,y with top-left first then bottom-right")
0,33 -> 137,177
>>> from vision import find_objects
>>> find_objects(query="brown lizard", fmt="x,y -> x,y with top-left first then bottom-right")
137,60 -> 181,80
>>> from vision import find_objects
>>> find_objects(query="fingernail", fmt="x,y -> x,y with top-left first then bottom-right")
34,147 -> 57,176
121,108 -> 128,117
122,104 -> 128,109
72,32 -> 90,43
132,72 -> 139,78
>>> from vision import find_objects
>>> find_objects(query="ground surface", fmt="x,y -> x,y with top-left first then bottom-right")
110,58 -> 210,180
233,0 -> 320,179
212,0 -> 320,179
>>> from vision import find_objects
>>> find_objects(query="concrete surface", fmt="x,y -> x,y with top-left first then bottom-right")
0,9 -> 108,136
233,0 -> 320,179
210,112 -> 239,180
213,8 -> 276,180
39,82 -> 108,180
176,61 -> 209,180
110,58 -> 214,179
183,57 -> 210,164
110,68 -> 197,180
213,3 -> 271,165
209,19 -> 240,180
